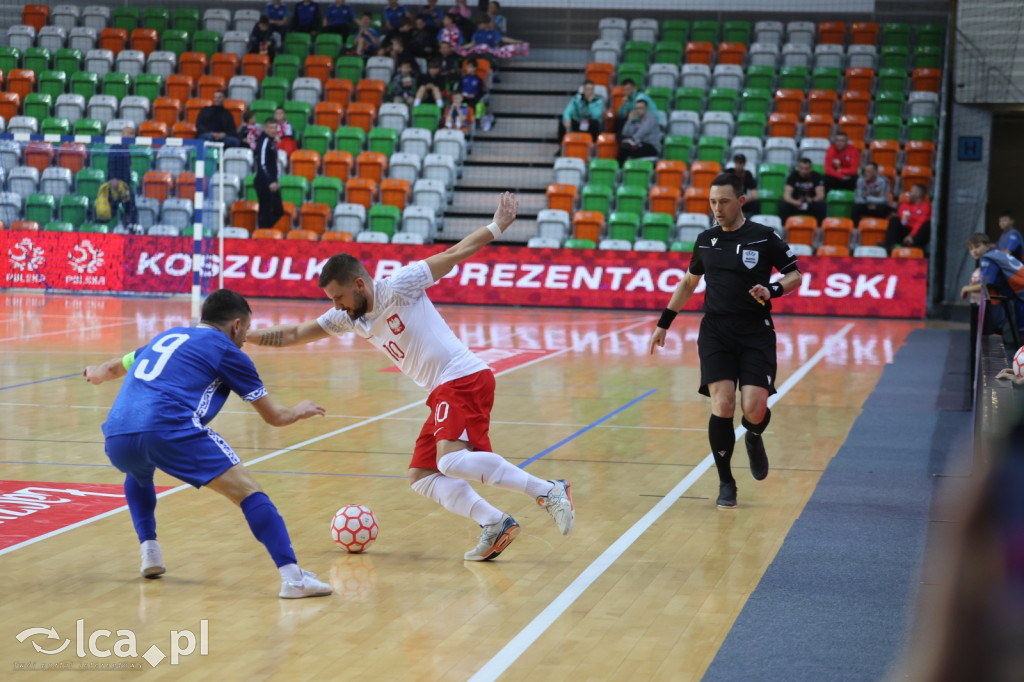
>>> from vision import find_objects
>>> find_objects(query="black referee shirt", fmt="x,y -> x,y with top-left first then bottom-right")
688,220 -> 800,316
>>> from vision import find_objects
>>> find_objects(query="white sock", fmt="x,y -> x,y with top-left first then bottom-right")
435,98 -> 443,107
140,539 -> 160,553
278,563 -> 302,582
438,449 -> 553,499
411,473 -> 503,526
413,98 -> 421,107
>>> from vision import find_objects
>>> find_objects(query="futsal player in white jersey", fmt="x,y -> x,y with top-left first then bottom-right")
248,192 -> 575,561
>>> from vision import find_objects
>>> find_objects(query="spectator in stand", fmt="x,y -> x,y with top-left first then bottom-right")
421,0 -> 445,29
617,99 -> 662,165
439,13 -> 462,48
996,211 -> 1023,260
94,178 -> 137,229
383,35 -> 418,71
444,91 -> 471,131
408,13 -> 438,60
108,124 -> 134,184
779,157 -> 826,225
321,0 -> 355,40
382,0 -> 412,33
558,80 -> 605,143
353,13 -> 381,56
264,0 -> 290,42
458,58 -> 485,115
238,110 -> 261,151
824,131 -> 860,192
851,161 -> 892,225
436,40 -> 461,90
457,17 -> 527,58
104,124 -> 138,230
415,59 -> 446,108
449,0 -> 472,19
272,106 -> 297,158
487,1 -> 507,35
389,61 -> 420,106
885,183 -> 932,252
248,15 -> 278,59
614,78 -> 657,136
255,118 -> 284,230
961,233 -> 1024,339
196,91 -> 241,148
292,0 -> 320,34
725,153 -> 760,217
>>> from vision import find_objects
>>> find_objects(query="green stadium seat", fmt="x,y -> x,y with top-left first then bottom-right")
26,194 -> 56,224
608,211 -> 640,242
581,183 -> 613,216
41,117 -> 70,136
654,41 -> 684,65
38,71 -> 67,100
662,20 -> 690,44
723,20 -> 751,45
71,71 -> 99,100
368,127 -> 399,157
563,238 -> 596,249
881,22 -> 911,47
336,55 -> 364,83
878,68 -> 908,93
249,99 -> 277,123
113,7 -> 140,32
617,63 -> 646,86
696,136 -> 728,164
311,176 -> 343,208
740,87 -> 771,115
260,76 -> 290,107
245,174 -> 257,201
135,73 -> 164,103
670,240 -> 694,252
615,186 -> 646,215
103,72 -> 131,100
758,187 -> 781,215
622,40 -> 652,66
161,30 -> 191,59
588,159 -> 619,188
142,8 -> 171,31
74,118 -> 103,138
707,87 -> 737,113
646,86 -> 672,112
273,54 -> 302,81
745,65 -> 775,91
24,47 -> 51,74
0,47 -> 21,74
193,31 -> 221,59
368,204 -> 400,237
334,126 -> 366,156
54,48 -> 82,75
915,23 -> 945,48
826,189 -> 855,218
130,145 -> 154,177
907,115 -> 937,142
779,66 -> 809,90
172,9 -> 201,34
871,114 -> 902,142
60,194 -> 90,224
662,135 -> 693,162
913,45 -> 942,70
881,45 -> 909,70
811,67 -> 842,92
283,100 -> 311,136
24,93 -> 52,120
283,33 -> 312,60
642,213 -> 673,243
45,221 -> 74,232
303,124 -> 333,156
280,175 -> 309,205
874,90 -> 905,118
673,86 -> 704,113
622,159 -> 654,189
757,163 -> 788,196
315,34 -> 344,59
691,20 -> 720,44
736,112 -> 766,137
412,104 -> 441,132
80,223 -> 111,233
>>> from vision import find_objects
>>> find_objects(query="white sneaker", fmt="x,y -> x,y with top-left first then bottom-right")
279,569 -> 333,599
140,542 -> 165,578
464,513 -> 520,561
537,479 -> 574,536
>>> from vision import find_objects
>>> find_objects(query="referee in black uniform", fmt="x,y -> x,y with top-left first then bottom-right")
649,173 -> 802,509
254,118 -> 284,230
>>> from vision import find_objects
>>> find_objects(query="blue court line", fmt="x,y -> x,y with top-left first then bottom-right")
518,389 -> 658,469
0,373 -> 79,391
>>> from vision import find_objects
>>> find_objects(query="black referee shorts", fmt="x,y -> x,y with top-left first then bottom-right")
697,314 -> 778,397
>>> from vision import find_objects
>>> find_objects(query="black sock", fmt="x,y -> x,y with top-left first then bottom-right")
741,408 -> 771,437
709,414 -> 736,484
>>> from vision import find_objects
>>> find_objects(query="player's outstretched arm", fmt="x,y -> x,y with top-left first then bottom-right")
247,320 -> 330,348
425,191 -> 518,282
649,271 -> 701,354
251,394 -> 326,426
84,355 -> 130,385
996,368 -> 1024,386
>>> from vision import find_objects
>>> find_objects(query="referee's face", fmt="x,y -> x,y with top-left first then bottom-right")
709,184 -> 745,230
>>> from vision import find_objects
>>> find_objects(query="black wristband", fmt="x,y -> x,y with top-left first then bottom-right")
769,282 -> 785,298
657,309 -> 678,329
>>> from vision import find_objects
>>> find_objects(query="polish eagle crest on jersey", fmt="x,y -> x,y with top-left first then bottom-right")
387,314 -> 405,335
742,249 -> 759,269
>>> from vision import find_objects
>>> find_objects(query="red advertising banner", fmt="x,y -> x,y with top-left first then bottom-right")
0,231 -> 928,318
0,480 -> 173,551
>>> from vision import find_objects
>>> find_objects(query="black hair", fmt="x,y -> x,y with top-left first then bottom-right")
710,172 -> 745,196
621,78 -> 635,86
201,289 -> 251,325
318,253 -> 370,288
1000,210 -> 1014,219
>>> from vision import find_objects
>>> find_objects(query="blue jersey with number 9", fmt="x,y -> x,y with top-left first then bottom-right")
102,327 -> 267,437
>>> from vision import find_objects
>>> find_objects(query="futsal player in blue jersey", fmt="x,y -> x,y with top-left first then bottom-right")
84,289 -> 332,599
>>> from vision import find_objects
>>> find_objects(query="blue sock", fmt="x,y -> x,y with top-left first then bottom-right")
240,492 -> 297,568
124,475 -> 157,542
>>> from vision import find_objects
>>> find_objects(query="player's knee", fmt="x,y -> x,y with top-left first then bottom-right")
408,468 -> 436,486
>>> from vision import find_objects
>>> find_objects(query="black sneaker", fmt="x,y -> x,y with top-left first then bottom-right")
716,481 -> 737,509
745,432 -> 770,481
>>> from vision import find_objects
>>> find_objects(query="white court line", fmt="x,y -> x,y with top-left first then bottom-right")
468,322 -> 856,682
0,320 -> 133,344
0,319 -> 650,557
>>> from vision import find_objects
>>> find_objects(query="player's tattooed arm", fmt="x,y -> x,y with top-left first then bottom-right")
247,321 -> 331,347
256,329 -> 284,346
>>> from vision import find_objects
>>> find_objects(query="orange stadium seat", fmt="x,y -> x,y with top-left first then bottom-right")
904,140 -> 935,168
803,114 -> 834,139
314,102 -> 345,131
131,29 -> 159,57
380,178 -> 410,210
281,201 -> 297,227
841,90 -> 871,117
838,114 -> 868,146
850,22 -> 879,45
211,53 -> 240,82
817,22 -> 846,45
356,151 -> 387,183
252,228 -> 285,239
176,172 -> 198,201
767,112 -> 798,138
610,85 -> 625,113
0,92 -> 20,121
232,201 -> 259,232
290,150 -> 321,182
344,177 -> 377,209
774,89 -> 804,116
180,52 -> 209,81
858,217 -> 888,248
325,78 -> 353,108
912,68 -> 941,93
24,142 -> 54,174
585,62 -> 615,89
685,42 -> 714,65
321,230 -> 354,242
546,183 -> 578,212
900,165 -> 933,193
816,244 -> 850,257
869,139 -> 899,168
683,186 -> 709,213
139,120 -> 169,138
891,246 -> 925,258
224,99 -> 246,128
298,203 -> 331,233
143,171 -> 174,201
347,102 -> 376,132
186,98 -> 212,124
22,5 -> 49,32
561,132 -> 592,161
305,56 -> 333,84
171,121 -> 196,139
356,79 -> 386,108
167,75 -> 194,103
821,217 -> 854,247
845,67 -> 874,92
717,42 -> 747,66
57,143 -> 87,174
596,133 -> 617,160
655,160 -> 687,189
8,70 -> 35,102
286,228 -> 319,241
100,28 -> 128,55
649,186 -> 681,216
198,75 -> 227,101
875,164 -> 897,190
690,161 -> 721,192
323,150 -> 353,180
785,216 -> 818,245
12,220 -> 41,231
243,54 -> 271,82
572,210 -> 605,242
807,90 -> 837,117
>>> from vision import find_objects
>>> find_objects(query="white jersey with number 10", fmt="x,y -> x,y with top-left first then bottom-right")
316,261 -> 488,392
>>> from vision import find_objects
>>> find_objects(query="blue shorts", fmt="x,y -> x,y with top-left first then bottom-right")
106,427 -> 241,489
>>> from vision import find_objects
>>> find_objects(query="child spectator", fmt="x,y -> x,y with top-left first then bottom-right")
444,92 -> 471,132
458,58 -> 485,114
273,106 -> 297,158
487,1 -> 507,35
436,41 -> 461,90
353,13 -> 381,56
239,110 -> 261,151
248,15 -> 278,59
322,0 -> 355,40
457,17 -> 528,58
415,60 -> 446,108
389,61 -> 419,105
439,13 -> 462,48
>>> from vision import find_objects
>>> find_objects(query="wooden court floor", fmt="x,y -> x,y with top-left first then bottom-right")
0,292 -> 923,680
